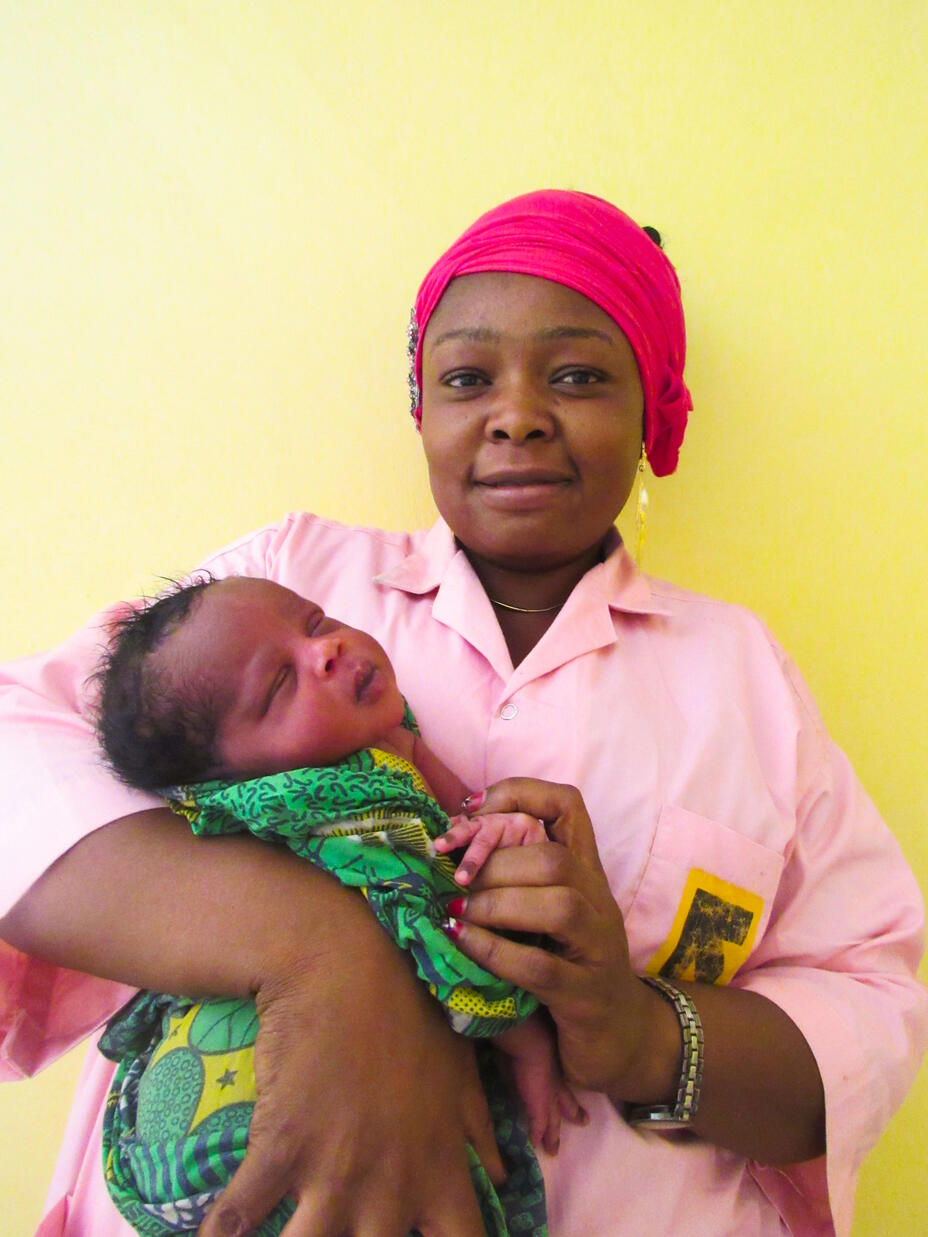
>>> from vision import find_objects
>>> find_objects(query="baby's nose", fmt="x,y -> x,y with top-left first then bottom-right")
305,634 -> 341,676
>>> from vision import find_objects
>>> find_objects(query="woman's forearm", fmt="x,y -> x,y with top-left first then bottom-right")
688,981 -> 826,1164
620,978 -> 825,1165
0,807 -> 379,994
0,808 -> 505,1235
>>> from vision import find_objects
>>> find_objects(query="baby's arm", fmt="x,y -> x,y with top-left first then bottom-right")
375,726 -> 547,884
374,725 -> 470,816
434,811 -> 547,885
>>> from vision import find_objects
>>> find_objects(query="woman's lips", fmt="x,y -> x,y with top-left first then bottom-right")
476,468 -> 571,486
474,470 -> 572,508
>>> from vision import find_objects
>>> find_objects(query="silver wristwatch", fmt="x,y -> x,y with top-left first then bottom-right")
627,975 -> 704,1129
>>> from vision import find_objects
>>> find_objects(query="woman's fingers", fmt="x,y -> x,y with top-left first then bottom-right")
271,1170 -> 488,1237
450,909 -> 642,1096
195,1138 -> 302,1237
448,915 -> 578,1003
196,1025 -> 498,1237
448,782 -> 650,1097
469,842 -> 610,928
347,1145 -> 489,1237
471,879 -> 605,952
414,1145 -> 496,1237
194,1087 -> 351,1237
452,1028 -> 506,1185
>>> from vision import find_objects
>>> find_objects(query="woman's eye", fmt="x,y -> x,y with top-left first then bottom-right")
444,371 -> 487,389
555,368 -> 603,386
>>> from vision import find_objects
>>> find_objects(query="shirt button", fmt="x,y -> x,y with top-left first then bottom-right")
499,703 -> 518,720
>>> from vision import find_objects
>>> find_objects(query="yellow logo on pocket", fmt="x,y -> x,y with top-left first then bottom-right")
646,868 -> 763,986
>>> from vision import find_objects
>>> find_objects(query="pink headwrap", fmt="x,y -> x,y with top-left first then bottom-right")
409,189 -> 691,476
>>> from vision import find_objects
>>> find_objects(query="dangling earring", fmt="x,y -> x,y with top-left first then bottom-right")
406,307 -> 421,421
635,443 -> 649,569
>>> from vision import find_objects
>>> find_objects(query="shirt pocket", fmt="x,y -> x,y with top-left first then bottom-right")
623,804 -> 785,985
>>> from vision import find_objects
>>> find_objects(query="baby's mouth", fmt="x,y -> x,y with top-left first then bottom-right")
354,663 -> 377,702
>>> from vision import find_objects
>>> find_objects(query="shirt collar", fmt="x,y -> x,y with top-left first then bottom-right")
375,519 -> 672,618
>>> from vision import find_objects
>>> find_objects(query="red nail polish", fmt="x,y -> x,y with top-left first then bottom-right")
446,897 -> 466,917
442,917 -> 463,941
462,790 -> 484,811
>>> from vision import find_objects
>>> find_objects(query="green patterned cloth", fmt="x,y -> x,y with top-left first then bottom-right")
99,744 -> 547,1236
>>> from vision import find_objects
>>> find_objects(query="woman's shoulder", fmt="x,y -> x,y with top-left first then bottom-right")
641,573 -> 827,737
645,572 -> 777,645
196,511 -> 426,581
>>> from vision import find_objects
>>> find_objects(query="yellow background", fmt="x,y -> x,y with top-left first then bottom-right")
1,2 -> 925,1231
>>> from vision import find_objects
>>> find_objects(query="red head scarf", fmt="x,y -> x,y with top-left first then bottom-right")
409,189 -> 691,476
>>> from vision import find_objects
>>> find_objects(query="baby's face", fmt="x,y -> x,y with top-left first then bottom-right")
160,578 -> 405,779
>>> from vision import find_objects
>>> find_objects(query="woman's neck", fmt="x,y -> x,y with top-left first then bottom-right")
462,541 -> 605,666
464,544 -> 602,611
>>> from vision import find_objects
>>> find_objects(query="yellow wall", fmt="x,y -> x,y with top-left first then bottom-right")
1,3 -> 924,1231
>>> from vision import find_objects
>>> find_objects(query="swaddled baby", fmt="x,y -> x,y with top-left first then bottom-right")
95,575 -> 584,1237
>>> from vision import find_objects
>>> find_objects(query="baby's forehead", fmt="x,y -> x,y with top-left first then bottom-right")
159,577 -> 309,682
211,576 -> 308,609
191,581 -> 312,666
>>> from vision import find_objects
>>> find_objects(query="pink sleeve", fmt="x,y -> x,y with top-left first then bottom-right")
737,646 -> 927,1237
0,520 -> 288,1079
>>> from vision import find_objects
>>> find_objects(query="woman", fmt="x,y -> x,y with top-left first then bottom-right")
1,190 -> 924,1237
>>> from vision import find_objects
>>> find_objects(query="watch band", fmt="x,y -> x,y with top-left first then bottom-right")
627,975 -> 704,1129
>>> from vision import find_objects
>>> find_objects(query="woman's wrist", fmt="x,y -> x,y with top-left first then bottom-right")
626,977 -> 704,1127
602,975 -> 684,1107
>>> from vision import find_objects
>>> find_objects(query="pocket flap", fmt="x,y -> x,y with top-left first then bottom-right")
624,804 -> 785,985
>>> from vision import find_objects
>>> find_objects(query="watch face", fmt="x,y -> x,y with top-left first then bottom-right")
627,1106 -> 692,1131
633,1114 -> 691,1130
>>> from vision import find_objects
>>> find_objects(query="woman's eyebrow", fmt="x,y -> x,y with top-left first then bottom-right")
430,325 -> 615,348
430,326 -> 500,348
533,325 -> 615,345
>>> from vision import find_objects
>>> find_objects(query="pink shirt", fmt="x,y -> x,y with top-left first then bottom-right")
2,514 -> 925,1237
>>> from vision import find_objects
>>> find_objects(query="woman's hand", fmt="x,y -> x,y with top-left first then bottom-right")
444,778 -> 672,1100
199,920 -> 502,1237
447,779 -> 826,1165
0,810 -> 501,1237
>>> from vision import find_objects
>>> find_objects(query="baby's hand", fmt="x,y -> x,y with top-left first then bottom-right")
495,1016 -> 588,1156
434,811 -> 547,885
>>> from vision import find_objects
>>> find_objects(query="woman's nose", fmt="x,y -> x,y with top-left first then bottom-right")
485,378 -> 554,442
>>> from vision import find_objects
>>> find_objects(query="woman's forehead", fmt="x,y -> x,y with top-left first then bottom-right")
427,271 -> 621,336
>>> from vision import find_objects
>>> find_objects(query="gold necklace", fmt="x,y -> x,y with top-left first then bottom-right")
488,597 -> 565,614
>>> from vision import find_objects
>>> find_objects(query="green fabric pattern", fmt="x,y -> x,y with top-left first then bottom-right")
100,745 -> 547,1236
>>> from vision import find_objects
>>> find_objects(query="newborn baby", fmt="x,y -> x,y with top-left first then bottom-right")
95,575 -> 583,1237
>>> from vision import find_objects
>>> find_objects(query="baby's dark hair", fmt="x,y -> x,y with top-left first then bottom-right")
94,576 -> 224,791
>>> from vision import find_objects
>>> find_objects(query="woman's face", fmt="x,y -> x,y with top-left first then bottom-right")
420,272 -> 644,574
